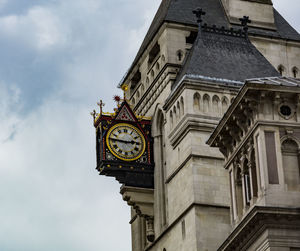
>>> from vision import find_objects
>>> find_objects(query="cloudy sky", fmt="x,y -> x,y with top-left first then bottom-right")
0,0 -> 299,250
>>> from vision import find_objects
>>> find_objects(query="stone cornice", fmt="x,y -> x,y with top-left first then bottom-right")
164,76 -> 241,111
218,206 -> 300,251
250,35 -> 300,48
207,77 -> 300,147
168,113 -> 219,148
241,0 -> 272,5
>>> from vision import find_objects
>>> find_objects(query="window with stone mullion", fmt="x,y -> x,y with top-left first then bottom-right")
244,172 -> 252,205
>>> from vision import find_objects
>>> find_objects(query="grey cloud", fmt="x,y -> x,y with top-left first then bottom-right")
0,0 -> 161,250
1,0 -> 297,250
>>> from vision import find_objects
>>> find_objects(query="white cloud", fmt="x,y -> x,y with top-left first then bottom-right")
0,0 -> 7,9
0,1 -> 164,250
0,97 -> 131,250
0,6 -> 67,50
0,82 -> 21,142
273,0 -> 300,32
29,7 -> 66,49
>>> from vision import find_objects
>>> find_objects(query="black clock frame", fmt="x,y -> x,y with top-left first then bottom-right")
94,101 -> 154,188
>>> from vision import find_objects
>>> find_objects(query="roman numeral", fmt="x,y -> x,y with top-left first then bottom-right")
134,147 -> 139,152
124,129 -> 128,133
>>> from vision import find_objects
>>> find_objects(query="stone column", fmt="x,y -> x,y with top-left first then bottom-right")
241,172 -> 247,213
230,169 -> 238,221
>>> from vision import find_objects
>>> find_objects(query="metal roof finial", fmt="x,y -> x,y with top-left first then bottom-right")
239,16 -> 251,38
193,8 -> 206,32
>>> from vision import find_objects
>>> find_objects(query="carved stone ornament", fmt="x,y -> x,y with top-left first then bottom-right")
278,102 -> 295,120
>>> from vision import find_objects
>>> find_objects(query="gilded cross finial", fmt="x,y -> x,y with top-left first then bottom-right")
193,8 -> 206,24
121,84 -> 128,100
97,100 -> 105,114
90,109 -> 97,121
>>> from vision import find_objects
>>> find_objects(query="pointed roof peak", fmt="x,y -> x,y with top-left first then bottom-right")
173,23 -> 280,88
122,0 -> 299,84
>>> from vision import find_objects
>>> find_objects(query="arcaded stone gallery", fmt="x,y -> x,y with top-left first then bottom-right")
92,0 -> 300,250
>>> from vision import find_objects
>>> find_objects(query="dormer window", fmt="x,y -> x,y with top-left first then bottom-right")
148,42 -> 160,66
186,31 -> 197,44
131,70 -> 141,89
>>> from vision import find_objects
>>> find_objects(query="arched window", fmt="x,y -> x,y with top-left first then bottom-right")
222,97 -> 229,114
203,94 -> 210,114
292,67 -> 299,78
132,97 -> 135,105
235,167 -> 243,219
137,90 -> 140,99
250,150 -> 258,198
278,65 -> 285,76
156,62 -> 160,70
141,83 -> 145,93
282,139 -> 300,190
173,106 -> 177,123
177,101 -> 180,119
212,95 -> 220,115
243,159 -> 252,205
180,97 -> 184,117
193,92 -> 201,112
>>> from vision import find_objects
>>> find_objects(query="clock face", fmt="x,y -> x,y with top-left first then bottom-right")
106,123 -> 146,161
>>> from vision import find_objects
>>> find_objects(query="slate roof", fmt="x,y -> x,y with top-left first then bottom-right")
173,26 -> 280,87
124,0 -> 300,82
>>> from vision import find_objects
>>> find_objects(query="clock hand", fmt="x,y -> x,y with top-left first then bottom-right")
109,138 -> 141,145
109,138 -> 133,144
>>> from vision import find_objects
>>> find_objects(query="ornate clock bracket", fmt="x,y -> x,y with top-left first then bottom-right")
121,185 -> 155,242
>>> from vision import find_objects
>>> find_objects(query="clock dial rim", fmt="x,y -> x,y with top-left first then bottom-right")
106,123 -> 146,162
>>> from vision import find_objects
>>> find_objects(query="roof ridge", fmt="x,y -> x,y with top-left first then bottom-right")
201,23 -> 247,38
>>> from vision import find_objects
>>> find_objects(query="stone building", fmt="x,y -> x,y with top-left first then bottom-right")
98,0 -> 300,250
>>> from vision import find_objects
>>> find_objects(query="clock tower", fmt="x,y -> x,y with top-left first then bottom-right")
91,0 -> 300,250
